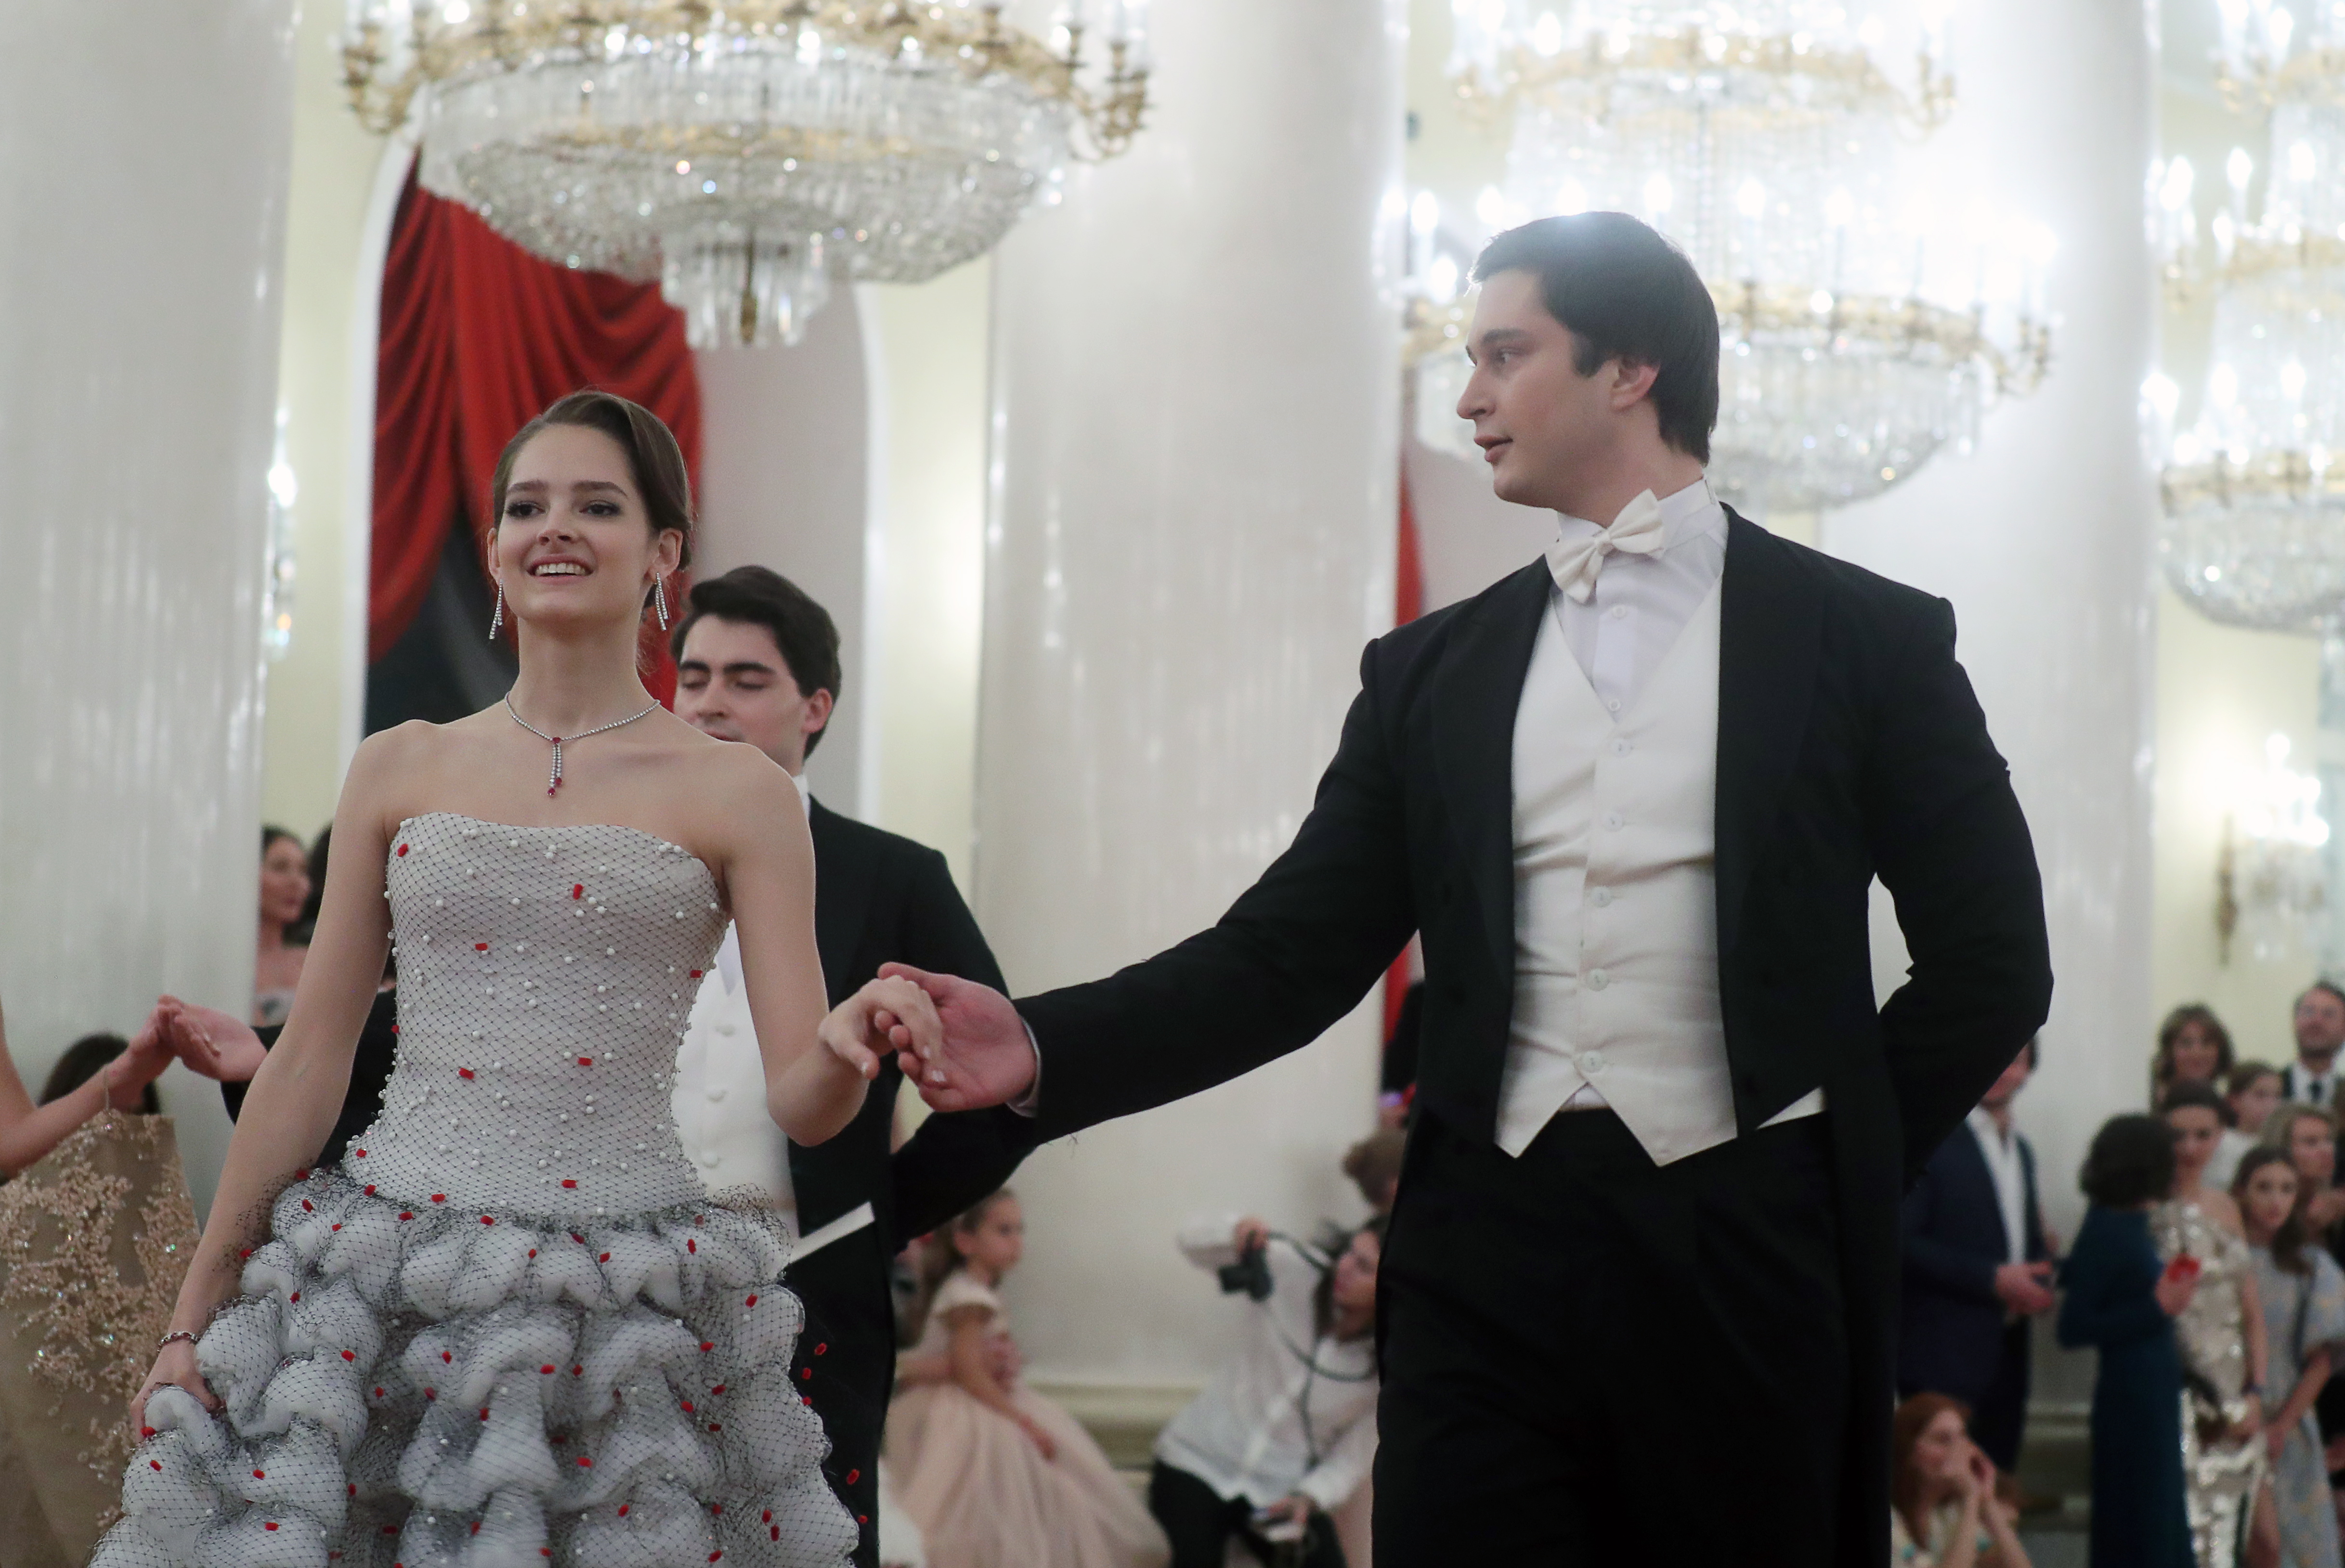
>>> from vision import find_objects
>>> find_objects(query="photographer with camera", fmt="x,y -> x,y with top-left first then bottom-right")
1149,1215 -> 1383,1568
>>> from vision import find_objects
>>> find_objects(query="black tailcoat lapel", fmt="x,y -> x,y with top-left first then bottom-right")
1713,512 -> 1824,961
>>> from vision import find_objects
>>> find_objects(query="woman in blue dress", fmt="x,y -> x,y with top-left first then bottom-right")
2058,1113 -> 2197,1568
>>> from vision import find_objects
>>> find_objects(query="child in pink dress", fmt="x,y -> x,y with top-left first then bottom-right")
887,1191 -> 1170,1568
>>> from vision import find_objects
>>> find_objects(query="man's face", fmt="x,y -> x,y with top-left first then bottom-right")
2298,988 -> 2345,1061
1455,268 -> 1649,513
673,615 -> 832,774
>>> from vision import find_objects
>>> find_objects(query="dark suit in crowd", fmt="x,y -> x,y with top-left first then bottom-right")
1004,518 -> 2053,1567
1899,1118 -> 2049,1471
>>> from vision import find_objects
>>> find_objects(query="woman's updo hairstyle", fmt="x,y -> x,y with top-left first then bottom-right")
488,389 -> 695,572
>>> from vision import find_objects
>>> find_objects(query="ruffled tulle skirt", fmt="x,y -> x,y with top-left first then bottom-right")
92,1167 -> 856,1568
885,1384 -> 1166,1568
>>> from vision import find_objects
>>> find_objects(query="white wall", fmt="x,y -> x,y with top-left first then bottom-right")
694,297 -> 872,811
0,0 -> 299,1218
975,0 -> 1408,1386
1820,0 -> 2158,1250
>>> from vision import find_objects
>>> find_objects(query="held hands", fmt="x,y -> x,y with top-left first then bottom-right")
2227,1393 -> 2265,1444
871,964 -> 1038,1114
1992,1260 -> 2057,1317
817,976 -> 944,1082
104,1011 -> 178,1111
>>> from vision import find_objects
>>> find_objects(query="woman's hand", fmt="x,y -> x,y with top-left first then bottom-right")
104,1013 -> 176,1112
1016,1412 -> 1057,1462
2155,1266 -> 2201,1317
151,997 -> 267,1083
817,976 -> 940,1082
129,1338 -> 219,1434
2229,1393 -> 2265,1443
2268,1422 -> 2291,1463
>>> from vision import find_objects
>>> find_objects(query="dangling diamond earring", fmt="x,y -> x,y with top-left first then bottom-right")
653,576 -> 670,631
489,585 -> 504,641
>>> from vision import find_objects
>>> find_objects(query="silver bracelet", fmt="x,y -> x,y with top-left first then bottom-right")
156,1330 -> 198,1352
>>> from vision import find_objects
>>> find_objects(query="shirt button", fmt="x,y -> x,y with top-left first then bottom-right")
1590,887 -> 1613,908
1587,968 -> 1610,991
1602,811 -> 1623,831
1612,739 -> 1632,756
715,1023 -> 738,1037
1605,698 -> 1622,713
1608,605 -> 1628,621
1582,1050 -> 1607,1075
705,1086 -> 727,1102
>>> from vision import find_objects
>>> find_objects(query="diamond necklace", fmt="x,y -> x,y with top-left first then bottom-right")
503,692 -> 662,796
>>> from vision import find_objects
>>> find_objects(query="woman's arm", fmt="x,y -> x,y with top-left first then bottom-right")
0,999 -> 173,1175
131,734 -> 402,1425
2271,1347 -> 2331,1463
711,756 -> 877,1146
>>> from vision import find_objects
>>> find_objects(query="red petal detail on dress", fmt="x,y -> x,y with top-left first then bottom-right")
253,1470 -> 265,1478
140,1426 -> 155,1438
576,1457 -> 592,1467
846,1468 -> 860,1484
482,1216 -> 495,1225
342,1350 -> 355,1361
364,1185 -> 376,1195
572,1364 -> 582,1375
771,1527 -> 780,1542
374,1387 -> 385,1398
398,1212 -> 413,1221
745,1294 -> 758,1307
331,1224 -> 342,1232
431,1194 -> 445,1203
710,1385 -> 726,1395
689,969 -> 703,978
800,1368 -> 811,1381
265,1522 -> 279,1531
816,1343 -> 826,1355
572,885 -> 583,898
442,1351 -> 452,1363
598,1252 -> 610,1262
561,1179 -> 578,1190
301,1200 -> 313,1212
711,1504 -> 723,1516
354,1149 -> 366,1157
288,1292 -> 300,1303
423,1388 -> 435,1400
540,1365 -> 555,1374
295,1169 -> 311,1180
527,1248 -> 538,1257
700,1341 -> 715,1352
457,1069 -> 474,1080
576,1056 -> 593,1067
475,943 -> 488,951
396,844 -> 408,856
686,1239 -> 696,1253
149,1461 -> 161,1471
681,1400 -> 695,1412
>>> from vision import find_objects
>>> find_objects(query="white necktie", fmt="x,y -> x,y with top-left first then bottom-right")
1545,489 -> 1668,603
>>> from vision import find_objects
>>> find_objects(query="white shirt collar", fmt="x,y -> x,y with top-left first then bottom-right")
786,768 -> 812,819
1553,475 -> 1724,551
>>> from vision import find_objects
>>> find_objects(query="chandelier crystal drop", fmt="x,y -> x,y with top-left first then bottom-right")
343,0 -> 1151,349
1422,0 -> 2049,514
2153,0 -> 2345,631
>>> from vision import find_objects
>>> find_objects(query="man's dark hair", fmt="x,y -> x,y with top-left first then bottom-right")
2080,1113 -> 2177,1209
1470,212 -> 1720,463
670,566 -> 843,757
2299,981 -> 2345,1012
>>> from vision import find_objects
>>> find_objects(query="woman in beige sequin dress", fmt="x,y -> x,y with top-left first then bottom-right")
0,995 -> 198,1568
2157,1082 -> 2276,1568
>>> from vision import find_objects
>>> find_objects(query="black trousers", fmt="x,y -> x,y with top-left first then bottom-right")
1374,1109 -> 1848,1566
788,1226 -> 895,1568
1148,1461 -> 1347,1568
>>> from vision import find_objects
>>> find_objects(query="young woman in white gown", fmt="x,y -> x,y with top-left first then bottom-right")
98,391 -> 926,1568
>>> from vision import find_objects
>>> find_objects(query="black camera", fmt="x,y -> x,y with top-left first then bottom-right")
1217,1240 -> 1274,1301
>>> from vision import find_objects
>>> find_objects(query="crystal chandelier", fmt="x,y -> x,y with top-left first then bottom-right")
2151,0 -> 2345,631
343,1 -> 1151,348
1419,0 -> 2050,514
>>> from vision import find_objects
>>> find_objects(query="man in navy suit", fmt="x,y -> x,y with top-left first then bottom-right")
1898,1039 -> 2052,1472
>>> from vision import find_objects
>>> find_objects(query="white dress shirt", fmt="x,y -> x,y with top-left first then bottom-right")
2284,1061 -> 2339,1107
1153,1223 -> 1379,1511
672,773 -> 875,1257
1965,1106 -> 2029,1266
1496,478 -> 1825,1160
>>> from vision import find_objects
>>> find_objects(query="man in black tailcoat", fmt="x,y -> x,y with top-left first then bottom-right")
859,213 -> 2053,1567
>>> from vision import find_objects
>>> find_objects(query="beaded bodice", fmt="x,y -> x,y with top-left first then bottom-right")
355,812 -> 727,1221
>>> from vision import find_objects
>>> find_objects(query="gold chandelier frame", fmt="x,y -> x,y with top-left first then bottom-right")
343,0 -> 1149,157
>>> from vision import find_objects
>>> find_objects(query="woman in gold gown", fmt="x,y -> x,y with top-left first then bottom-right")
0,995 -> 199,1568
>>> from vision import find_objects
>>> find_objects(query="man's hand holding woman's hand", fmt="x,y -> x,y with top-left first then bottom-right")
818,975 -> 944,1081
868,964 -> 1037,1113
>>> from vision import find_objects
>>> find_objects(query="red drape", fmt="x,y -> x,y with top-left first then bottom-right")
370,173 -> 703,701
1384,463 -> 1428,1046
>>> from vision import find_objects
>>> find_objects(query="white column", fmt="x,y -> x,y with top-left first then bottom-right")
0,0 -> 298,1218
1820,0 -> 2155,1255
975,1 -> 1407,1384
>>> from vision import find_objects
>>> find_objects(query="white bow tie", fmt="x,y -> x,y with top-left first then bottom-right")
1545,490 -> 1667,603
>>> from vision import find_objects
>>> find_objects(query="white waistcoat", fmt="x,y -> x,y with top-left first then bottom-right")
673,925 -> 798,1222
1498,580 -> 1790,1165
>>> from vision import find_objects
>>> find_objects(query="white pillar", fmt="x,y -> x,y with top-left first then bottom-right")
0,0 -> 298,1218
1820,0 -> 2155,1253
975,1 -> 1407,1384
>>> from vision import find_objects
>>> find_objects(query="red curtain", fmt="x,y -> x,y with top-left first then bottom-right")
370,173 -> 703,700
1383,462 -> 1428,1046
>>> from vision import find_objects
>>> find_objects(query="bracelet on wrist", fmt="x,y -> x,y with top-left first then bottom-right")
156,1330 -> 198,1352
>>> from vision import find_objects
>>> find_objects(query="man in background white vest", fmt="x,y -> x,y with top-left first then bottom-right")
856,213 -> 2053,1567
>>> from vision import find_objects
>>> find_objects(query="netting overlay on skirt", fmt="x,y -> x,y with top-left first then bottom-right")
94,813 -> 858,1568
